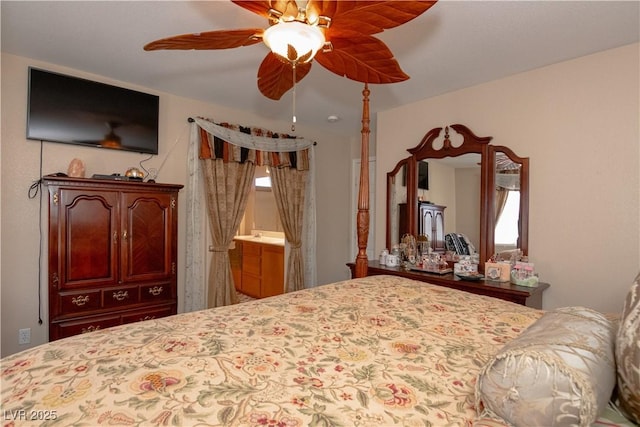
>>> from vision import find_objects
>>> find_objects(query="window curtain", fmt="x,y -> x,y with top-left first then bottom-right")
185,117 -> 317,311
201,159 -> 255,307
494,188 -> 509,223
270,166 -> 306,292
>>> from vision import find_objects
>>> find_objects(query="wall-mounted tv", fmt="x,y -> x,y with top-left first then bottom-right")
402,160 -> 429,190
417,160 -> 429,190
26,67 -> 159,155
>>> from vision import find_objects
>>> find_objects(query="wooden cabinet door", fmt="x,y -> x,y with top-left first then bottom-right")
418,203 -> 446,252
241,242 -> 262,298
432,209 -> 446,252
120,191 -> 175,284
261,245 -> 284,297
53,188 -> 119,290
419,206 -> 434,243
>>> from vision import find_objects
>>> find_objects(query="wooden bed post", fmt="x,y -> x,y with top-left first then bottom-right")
354,83 -> 370,278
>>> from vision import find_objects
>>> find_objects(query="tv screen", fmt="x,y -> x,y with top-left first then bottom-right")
417,161 -> 429,190
27,67 -> 159,154
401,161 -> 429,190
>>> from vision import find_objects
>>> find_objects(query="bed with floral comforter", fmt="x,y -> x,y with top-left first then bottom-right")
1,275 -> 543,426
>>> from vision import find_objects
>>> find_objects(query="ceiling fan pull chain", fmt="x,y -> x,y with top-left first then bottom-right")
291,63 -> 297,132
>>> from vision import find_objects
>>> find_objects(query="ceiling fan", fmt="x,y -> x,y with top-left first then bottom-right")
144,0 -> 437,101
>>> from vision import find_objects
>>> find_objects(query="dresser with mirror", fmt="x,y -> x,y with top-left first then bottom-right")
386,124 -> 529,269
349,124 -> 547,308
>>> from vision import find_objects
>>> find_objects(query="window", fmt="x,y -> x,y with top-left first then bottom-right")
255,176 -> 271,188
494,191 -> 520,245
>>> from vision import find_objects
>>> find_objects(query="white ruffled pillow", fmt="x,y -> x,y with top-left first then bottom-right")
475,306 -> 616,427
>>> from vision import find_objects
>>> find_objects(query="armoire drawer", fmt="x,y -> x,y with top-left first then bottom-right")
103,286 -> 140,309
59,289 -> 102,315
53,314 -> 122,340
121,305 -> 175,324
140,283 -> 172,303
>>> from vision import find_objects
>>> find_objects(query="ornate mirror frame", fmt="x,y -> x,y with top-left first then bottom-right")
386,157 -> 413,248
487,145 -> 529,258
385,124 -> 529,270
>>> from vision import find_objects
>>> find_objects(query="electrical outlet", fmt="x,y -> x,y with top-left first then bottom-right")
18,328 -> 31,345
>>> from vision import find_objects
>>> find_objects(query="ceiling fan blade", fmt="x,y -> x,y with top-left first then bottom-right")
305,0 -> 336,23
231,0 -> 300,20
314,35 -> 409,84
257,53 -> 312,100
313,1 -> 436,36
144,29 -> 263,51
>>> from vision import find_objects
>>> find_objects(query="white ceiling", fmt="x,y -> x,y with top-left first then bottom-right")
2,1 -> 638,137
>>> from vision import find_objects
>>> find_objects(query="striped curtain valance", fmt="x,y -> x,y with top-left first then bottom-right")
195,117 -> 314,171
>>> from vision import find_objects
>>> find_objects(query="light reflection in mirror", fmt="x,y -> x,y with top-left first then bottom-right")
494,152 -> 523,255
495,191 -> 520,247
389,164 -> 407,246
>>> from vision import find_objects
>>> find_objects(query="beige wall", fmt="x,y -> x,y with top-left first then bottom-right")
454,167 -> 481,247
1,53 -> 355,357
376,43 -> 640,313
3,43 -> 638,356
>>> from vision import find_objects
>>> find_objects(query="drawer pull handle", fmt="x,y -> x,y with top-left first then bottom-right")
112,290 -> 129,301
140,315 -> 156,321
72,295 -> 90,306
148,286 -> 163,296
81,325 -> 100,333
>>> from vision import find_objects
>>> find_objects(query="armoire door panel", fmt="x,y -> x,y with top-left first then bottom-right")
433,210 -> 446,252
421,210 -> 434,240
418,203 -> 446,253
59,190 -> 119,289
121,193 -> 173,283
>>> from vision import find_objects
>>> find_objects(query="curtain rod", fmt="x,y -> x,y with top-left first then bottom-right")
187,117 -> 317,145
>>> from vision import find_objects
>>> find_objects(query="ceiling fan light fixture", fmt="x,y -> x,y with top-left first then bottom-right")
263,21 -> 325,64
100,133 -> 122,149
100,122 -> 122,148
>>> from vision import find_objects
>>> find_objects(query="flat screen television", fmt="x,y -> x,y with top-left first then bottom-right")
402,160 -> 429,190
26,67 -> 159,155
417,160 -> 429,190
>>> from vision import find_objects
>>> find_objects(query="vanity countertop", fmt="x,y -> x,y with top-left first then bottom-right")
234,235 -> 285,246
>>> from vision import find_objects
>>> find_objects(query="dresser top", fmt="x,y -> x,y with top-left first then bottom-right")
42,175 -> 184,191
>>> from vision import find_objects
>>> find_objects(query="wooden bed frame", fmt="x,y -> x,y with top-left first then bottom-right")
354,83 -> 371,278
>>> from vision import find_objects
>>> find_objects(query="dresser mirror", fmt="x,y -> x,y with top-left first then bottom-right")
386,157 -> 412,247
385,124 -> 529,270
488,145 -> 529,258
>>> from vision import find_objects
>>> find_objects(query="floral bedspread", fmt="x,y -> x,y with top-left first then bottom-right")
1,275 -> 542,426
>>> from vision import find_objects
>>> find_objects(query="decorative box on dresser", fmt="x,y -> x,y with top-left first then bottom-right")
347,260 -> 549,309
44,176 -> 183,341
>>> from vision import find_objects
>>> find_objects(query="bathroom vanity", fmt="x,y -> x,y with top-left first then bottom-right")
231,235 -> 285,298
